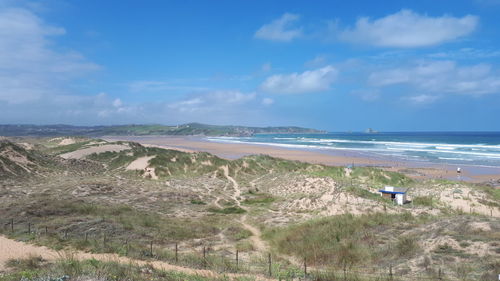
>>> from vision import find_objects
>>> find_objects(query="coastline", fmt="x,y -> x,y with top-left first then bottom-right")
104,135 -> 500,184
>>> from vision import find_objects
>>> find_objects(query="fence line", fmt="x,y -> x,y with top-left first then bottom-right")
0,219 -> 485,281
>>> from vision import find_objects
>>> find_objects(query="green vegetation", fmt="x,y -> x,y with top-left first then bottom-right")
242,193 -> 276,205
350,167 -> 413,186
413,196 -> 436,207
264,212 -> 426,267
0,123 -> 324,137
1,256 -> 245,281
190,199 -> 207,205
208,206 -> 247,214
0,197 -> 223,255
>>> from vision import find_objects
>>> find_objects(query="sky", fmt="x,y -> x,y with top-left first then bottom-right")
1,0 -> 500,131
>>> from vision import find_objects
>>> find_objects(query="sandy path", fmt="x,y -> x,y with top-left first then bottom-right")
0,236 -> 272,280
125,156 -> 155,170
240,215 -> 269,253
60,144 -> 130,159
219,165 -> 270,253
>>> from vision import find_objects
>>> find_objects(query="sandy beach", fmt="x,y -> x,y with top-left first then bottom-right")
103,136 -> 500,184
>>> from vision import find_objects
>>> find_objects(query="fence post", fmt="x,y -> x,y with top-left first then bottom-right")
438,268 -> 442,280
45,226 -> 48,236
150,241 -> 153,256
304,257 -> 307,276
389,264 -> 393,281
235,250 -> 239,272
28,222 -> 31,234
203,246 -> 206,268
175,243 -> 178,263
268,253 -> 272,277
10,219 -> 14,232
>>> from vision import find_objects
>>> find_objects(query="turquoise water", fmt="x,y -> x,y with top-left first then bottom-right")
207,132 -> 500,167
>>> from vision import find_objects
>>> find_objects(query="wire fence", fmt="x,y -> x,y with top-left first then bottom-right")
0,219 -> 490,281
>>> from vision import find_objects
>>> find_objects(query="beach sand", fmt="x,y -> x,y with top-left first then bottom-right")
104,136 -> 500,184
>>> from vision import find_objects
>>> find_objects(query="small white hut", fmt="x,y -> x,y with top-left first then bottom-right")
379,186 -> 408,205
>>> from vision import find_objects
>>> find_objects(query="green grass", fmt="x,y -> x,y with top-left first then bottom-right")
413,196 -> 436,207
1,256 -> 246,281
190,199 -> 207,205
263,212 -> 426,268
0,197 -> 223,256
208,206 -> 247,214
242,193 -> 276,205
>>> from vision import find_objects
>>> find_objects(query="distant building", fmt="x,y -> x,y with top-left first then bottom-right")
379,186 -> 408,205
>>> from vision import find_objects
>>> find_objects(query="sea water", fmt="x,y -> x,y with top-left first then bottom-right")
207,132 -> 500,168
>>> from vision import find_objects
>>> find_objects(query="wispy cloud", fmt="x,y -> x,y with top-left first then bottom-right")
260,66 -> 338,94
128,80 -> 209,93
369,60 -> 500,96
339,9 -> 478,48
0,6 -> 99,104
254,13 -> 303,42
168,90 -> 256,113
427,48 -> 500,60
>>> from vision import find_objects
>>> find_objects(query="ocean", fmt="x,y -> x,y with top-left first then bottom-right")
207,132 -> 500,168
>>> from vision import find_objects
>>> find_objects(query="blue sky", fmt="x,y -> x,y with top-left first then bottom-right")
1,0 -> 500,131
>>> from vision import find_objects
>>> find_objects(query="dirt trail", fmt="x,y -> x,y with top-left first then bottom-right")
240,215 -> 269,252
0,236 -> 272,280
219,165 -> 270,253
220,165 -> 241,207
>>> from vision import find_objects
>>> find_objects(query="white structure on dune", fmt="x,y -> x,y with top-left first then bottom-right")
379,186 -> 408,205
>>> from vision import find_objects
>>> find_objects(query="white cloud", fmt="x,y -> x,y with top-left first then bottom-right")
0,6 -> 99,105
260,66 -> 338,94
112,98 -> 123,108
304,55 -> 328,68
168,90 -> 256,113
339,9 -> 478,48
261,63 -> 272,72
128,80 -> 208,93
261,98 -> 274,106
407,94 -> 439,104
369,60 -> 500,96
254,13 -> 302,42
427,48 -> 500,59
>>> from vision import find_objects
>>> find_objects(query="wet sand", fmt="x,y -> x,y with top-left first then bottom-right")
104,136 -> 500,184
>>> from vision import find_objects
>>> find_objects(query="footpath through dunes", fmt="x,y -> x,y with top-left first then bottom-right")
0,236 -> 273,281
219,165 -> 270,253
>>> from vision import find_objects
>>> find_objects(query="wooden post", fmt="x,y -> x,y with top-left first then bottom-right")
175,243 -> 178,263
203,246 -> 206,268
235,250 -> 239,272
28,222 -> 31,234
150,241 -> 153,256
438,268 -> 442,280
45,226 -> 48,235
124,239 -> 129,256
268,253 -> 272,277
304,257 -> 307,276
10,219 -> 13,232
389,264 -> 393,280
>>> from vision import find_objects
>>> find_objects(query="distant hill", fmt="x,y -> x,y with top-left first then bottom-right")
0,123 -> 326,137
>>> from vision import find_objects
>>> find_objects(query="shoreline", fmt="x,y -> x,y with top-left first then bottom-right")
103,135 -> 500,185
